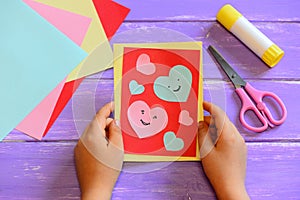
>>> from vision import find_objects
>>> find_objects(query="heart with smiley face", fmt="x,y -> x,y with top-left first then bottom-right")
153,65 -> 192,102
127,100 -> 168,139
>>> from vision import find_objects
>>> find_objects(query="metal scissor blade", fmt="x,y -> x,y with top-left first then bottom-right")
208,45 -> 246,88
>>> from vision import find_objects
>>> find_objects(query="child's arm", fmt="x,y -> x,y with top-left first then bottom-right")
198,101 -> 250,200
74,102 -> 123,200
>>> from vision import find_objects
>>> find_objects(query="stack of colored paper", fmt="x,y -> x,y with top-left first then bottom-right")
0,0 -> 130,141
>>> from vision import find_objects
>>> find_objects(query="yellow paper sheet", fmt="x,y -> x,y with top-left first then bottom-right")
114,42 -> 203,162
36,0 -> 113,82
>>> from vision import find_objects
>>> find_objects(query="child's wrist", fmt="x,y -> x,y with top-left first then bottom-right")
81,186 -> 113,200
215,184 -> 249,200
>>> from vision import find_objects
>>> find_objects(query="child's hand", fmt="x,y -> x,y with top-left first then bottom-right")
198,101 -> 250,200
74,102 -> 124,200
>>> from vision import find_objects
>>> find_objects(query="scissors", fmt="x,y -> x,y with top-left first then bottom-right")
208,45 -> 287,132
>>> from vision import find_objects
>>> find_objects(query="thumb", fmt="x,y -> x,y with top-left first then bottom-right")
107,120 -> 124,171
107,120 -> 124,151
198,121 -> 209,147
198,121 -> 215,159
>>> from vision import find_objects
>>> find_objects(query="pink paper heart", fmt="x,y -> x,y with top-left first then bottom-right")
179,110 -> 193,126
127,100 -> 168,138
136,54 -> 156,75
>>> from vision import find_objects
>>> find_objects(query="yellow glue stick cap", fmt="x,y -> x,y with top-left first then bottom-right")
262,44 -> 284,67
217,4 -> 242,30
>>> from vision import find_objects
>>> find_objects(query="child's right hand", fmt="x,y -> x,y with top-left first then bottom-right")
198,101 -> 250,200
74,102 -> 123,200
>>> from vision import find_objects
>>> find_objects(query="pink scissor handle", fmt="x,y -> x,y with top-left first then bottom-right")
244,83 -> 287,126
236,88 -> 268,132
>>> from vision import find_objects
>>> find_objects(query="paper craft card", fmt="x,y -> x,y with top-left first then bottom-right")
114,42 -> 203,161
0,1 -> 87,141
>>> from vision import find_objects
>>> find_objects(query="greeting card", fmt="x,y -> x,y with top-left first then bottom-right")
114,42 -> 203,161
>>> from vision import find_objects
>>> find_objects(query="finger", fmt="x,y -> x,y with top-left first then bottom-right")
204,116 -> 212,125
204,102 -> 243,148
198,121 -> 215,159
106,118 -> 113,127
95,102 -> 114,130
204,116 -> 216,129
107,120 -> 124,171
198,121 -> 209,147
203,101 -> 231,136
203,101 -> 228,124
81,117 -> 108,146
105,118 -> 114,137
107,120 -> 124,151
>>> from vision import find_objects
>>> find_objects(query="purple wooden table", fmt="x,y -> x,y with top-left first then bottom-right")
1,0 -> 300,199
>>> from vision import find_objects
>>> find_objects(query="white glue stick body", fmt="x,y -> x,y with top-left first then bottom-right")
217,4 -> 284,67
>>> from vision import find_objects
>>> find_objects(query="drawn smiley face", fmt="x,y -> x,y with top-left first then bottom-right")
139,109 -> 150,126
128,101 -> 151,128
127,101 -> 168,138
167,78 -> 182,93
154,65 -> 192,102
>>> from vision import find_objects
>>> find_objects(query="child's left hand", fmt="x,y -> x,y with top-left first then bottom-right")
74,102 -> 124,200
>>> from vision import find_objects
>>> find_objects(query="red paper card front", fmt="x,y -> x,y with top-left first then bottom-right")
120,47 -> 201,157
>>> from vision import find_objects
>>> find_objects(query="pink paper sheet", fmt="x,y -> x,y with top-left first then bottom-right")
23,0 -> 92,46
16,78 -> 66,140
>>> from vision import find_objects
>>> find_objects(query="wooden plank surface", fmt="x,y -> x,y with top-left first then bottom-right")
116,0 -> 300,21
96,22 -> 300,80
0,142 -> 299,199
5,79 -> 300,142
1,0 -> 300,199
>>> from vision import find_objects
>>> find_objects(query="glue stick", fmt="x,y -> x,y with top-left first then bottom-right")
216,4 -> 284,67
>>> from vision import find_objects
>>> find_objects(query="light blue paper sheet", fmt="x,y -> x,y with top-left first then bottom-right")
0,1 -> 87,140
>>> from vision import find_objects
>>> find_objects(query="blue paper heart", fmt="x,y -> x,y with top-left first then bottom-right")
129,80 -> 145,95
163,131 -> 184,151
153,65 -> 192,102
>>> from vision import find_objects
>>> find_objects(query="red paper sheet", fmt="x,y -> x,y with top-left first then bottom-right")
120,47 -> 201,157
93,0 -> 130,40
